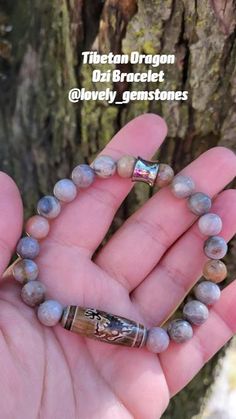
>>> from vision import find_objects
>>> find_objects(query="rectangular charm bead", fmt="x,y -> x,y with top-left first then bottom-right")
131,156 -> 159,187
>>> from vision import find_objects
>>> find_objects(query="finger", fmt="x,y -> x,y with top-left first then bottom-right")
0,173 -> 23,276
159,280 -> 236,396
48,114 -> 167,254
132,189 -> 236,325
95,147 -> 236,290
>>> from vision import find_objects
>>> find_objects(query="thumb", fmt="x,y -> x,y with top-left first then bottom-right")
0,172 -> 23,277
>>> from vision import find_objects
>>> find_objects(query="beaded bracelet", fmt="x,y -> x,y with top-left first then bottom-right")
11,155 -> 228,354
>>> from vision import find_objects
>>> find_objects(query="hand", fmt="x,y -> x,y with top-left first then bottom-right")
1,114 -> 236,419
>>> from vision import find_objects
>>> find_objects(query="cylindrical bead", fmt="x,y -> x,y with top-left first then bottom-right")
204,236 -> 228,259
194,281 -> 221,305
183,300 -> 209,325
203,259 -> 227,283
25,215 -> 50,240
37,196 -> 61,219
187,192 -> 212,215
53,179 -> 77,202
16,237 -> 40,260
155,164 -> 174,188
61,306 -> 147,348
131,157 -> 159,187
12,259 -> 39,283
71,164 -> 95,188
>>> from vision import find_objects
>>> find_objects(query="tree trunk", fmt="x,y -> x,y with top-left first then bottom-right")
0,0 -> 236,417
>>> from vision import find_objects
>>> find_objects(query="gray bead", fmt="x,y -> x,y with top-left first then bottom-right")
21,280 -> 45,307
171,174 -> 195,198
146,327 -> 170,353
167,319 -> 193,343
16,237 -> 40,260
91,155 -> 116,178
183,300 -> 209,325
37,299 -> 63,326
204,236 -> 228,259
37,195 -> 61,219
71,164 -> 95,188
187,192 -> 212,215
53,179 -> 77,202
12,259 -> 39,283
198,213 -> 222,236
194,281 -> 221,305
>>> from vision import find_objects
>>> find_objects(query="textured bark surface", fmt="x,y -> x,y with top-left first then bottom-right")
0,0 -> 236,417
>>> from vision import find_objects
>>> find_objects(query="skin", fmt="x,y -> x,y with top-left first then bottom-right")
0,114 -> 236,419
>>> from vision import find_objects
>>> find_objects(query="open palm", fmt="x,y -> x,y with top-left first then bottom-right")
1,114 -> 236,419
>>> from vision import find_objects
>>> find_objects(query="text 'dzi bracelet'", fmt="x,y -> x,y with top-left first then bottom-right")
12,155 -> 228,354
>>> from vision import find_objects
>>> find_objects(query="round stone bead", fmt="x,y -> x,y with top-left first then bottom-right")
117,155 -> 136,178
171,174 -> 195,198
53,179 -> 77,202
187,192 -> 212,215
183,300 -> 209,325
37,196 -> 61,219
71,164 -> 95,188
167,319 -> 193,343
204,236 -> 228,260
194,281 -> 221,305
12,259 -> 39,283
146,327 -> 170,353
16,237 -> 40,260
198,213 -> 222,236
21,280 -> 45,307
155,164 -> 174,188
203,259 -> 227,283
25,215 -> 50,240
37,300 -> 63,326
91,155 -> 116,178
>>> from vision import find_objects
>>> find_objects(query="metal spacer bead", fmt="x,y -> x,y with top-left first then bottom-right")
131,156 -> 159,187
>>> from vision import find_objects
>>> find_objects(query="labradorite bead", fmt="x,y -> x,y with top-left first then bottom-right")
16,237 -> 40,260
91,155 -> 116,178
171,174 -> 195,198
146,327 -> 170,353
12,259 -> 39,283
155,164 -> 174,188
53,179 -> 77,202
117,155 -> 136,178
183,300 -> 209,325
25,215 -> 50,240
71,164 -> 95,188
203,259 -> 227,283
167,319 -> 193,343
37,196 -> 61,219
204,236 -> 228,259
21,280 -> 45,307
37,300 -> 64,326
194,281 -> 221,305
187,192 -> 212,215
198,213 -> 222,236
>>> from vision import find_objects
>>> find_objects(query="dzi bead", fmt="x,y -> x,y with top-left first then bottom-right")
61,306 -> 147,348
131,156 -> 159,187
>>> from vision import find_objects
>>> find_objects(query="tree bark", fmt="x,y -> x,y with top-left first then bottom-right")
0,0 -> 236,417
